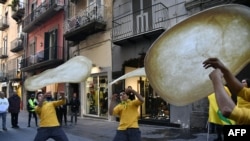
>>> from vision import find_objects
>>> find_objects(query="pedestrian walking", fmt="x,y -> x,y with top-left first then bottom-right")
56,94 -> 68,126
8,91 -> 21,128
109,87 -> 144,141
69,92 -> 80,125
34,91 -> 69,141
0,91 -> 9,131
27,93 -> 38,127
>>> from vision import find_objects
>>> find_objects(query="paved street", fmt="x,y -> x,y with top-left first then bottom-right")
0,111 -> 217,141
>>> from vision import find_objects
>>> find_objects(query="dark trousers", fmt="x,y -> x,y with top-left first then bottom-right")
59,109 -> 67,125
112,128 -> 141,141
11,113 -> 19,127
70,111 -> 77,124
34,126 -> 69,141
28,111 -> 37,126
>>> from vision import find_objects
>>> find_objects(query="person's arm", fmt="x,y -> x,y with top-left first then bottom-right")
203,58 -> 243,95
109,94 -> 118,116
209,69 -> 235,117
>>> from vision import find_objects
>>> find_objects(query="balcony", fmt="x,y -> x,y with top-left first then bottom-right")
64,3 -> 106,41
185,0 -> 230,10
11,3 -> 25,23
0,47 -> 8,59
0,71 -> 7,82
21,46 -> 64,72
112,3 -> 169,46
7,69 -> 21,81
22,0 -> 64,33
10,37 -> 24,52
0,16 -> 9,31
0,0 -> 7,4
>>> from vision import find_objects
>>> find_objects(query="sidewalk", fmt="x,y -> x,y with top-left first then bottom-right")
3,110 -> 217,141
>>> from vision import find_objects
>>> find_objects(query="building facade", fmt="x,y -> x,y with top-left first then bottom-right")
64,0 -> 112,119
0,0 -> 249,130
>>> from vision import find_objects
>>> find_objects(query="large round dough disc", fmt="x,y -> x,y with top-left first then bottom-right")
144,4 -> 250,106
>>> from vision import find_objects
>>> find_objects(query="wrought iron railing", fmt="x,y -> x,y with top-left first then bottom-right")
64,2 -> 106,33
21,46 -> 63,68
112,3 -> 169,42
0,47 -> 7,56
23,0 -> 64,27
0,16 -> 8,30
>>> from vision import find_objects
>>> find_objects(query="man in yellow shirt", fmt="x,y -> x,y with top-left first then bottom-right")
34,91 -> 69,141
203,58 -> 250,125
237,78 -> 250,108
109,87 -> 144,141
208,86 -> 235,141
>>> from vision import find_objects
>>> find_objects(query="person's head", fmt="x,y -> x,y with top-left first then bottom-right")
37,91 -> 44,102
241,78 -> 250,88
0,91 -> 4,99
119,90 -> 129,101
30,93 -> 35,99
45,91 -> 52,100
13,91 -> 17,96
73,92 -> 77,98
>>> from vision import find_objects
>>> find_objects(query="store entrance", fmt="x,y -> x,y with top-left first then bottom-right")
85,74 -> 108,118
138,78 -> 170,123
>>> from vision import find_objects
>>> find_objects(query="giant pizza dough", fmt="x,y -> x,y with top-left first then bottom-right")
24,56 -> 92,91
144,4 -> 250,106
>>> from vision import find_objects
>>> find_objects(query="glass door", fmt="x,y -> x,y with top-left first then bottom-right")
85,73 -> 108,118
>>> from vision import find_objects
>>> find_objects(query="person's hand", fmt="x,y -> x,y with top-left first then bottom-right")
125,87 -> 134,94
202,58 -> 226,70
111,94 -> 118,101
209,69 -> 223,81
59,91 -> 65,98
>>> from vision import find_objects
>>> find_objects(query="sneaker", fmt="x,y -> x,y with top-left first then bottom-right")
3,128 -> 7,131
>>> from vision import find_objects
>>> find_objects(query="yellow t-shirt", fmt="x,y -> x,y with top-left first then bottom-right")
208,86 -> 235,125
230,87 -> 250,125
113,99 -> 143,130
35,98 -> 66,127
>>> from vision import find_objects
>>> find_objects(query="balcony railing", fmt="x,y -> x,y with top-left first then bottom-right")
185,0 -> 230,10
21,46 -> 64,72
0,71 -> 7,82
22,0 -> 64,33
64,3 -> 106,41
7,69 -> 21,81
112,3 -> 169,45
11,2 -> 25,22
0,47 -> 8,59
0,16 -> 9,30
10,37 -> 24,52
0,0 -> 7,4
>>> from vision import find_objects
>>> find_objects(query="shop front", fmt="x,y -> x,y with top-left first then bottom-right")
85,74 -> 108,118
112,66 -> 178,127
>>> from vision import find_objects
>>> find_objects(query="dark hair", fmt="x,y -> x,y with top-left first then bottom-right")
119,90 -> 125,93
243,78 -> 250,87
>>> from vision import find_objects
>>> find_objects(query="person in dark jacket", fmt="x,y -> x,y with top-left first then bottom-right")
8,91 -> 21,128
57,95 -> 68,126
69,92 -> 80,125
